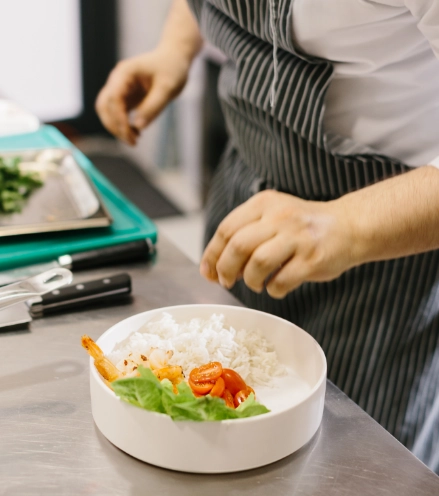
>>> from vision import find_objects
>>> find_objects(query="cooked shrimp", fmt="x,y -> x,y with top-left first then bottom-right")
81,335 -> 104,360
81,335 -> 123,382
149,348 -> 173,370
94,357 -> 122,382
153,365 -> 184,385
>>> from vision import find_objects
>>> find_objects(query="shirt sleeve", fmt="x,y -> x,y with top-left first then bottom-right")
377,1 -> 439,60
405,1 -> 439,166
404,1 -> 439,59
381,0 -> 439,166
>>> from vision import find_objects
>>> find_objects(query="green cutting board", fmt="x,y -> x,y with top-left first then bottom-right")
0,126 -> 157,270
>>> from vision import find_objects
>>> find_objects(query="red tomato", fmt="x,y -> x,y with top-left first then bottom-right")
247,386 -> 255,398
188,377 -> 214,395
233,387 -> 255,408
209,377 -> 225,397
189,362 -> 223,384
221,368 -> 247,396
222,389 -> 235,409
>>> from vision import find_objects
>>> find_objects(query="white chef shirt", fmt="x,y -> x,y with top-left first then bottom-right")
292,0 -> 439,167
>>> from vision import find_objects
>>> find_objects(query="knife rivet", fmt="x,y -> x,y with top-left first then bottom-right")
103,279 -> 111,284
76,284 -> 85,290
52,290 -> 60,295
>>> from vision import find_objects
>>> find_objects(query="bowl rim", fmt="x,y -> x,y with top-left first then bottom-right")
92,304 -> 327,424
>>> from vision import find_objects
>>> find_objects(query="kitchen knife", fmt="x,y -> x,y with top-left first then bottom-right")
0,273 -> 132,330
0,268 -> 73,311
0,239 -> 154,286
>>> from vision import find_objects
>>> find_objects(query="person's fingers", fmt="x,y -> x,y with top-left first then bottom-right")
132,82 -> 174,129
200,196 -> 265,282
265,256 -> 310,299
242,234 -> 296,293
215,222 -> 277,289
95,59 -> 148,144
95,86 -> 135,144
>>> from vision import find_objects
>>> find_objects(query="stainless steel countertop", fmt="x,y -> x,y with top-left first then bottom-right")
0,236 -> 438,496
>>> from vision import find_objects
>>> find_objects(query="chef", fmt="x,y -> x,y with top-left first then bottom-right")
96,0 -> 439,473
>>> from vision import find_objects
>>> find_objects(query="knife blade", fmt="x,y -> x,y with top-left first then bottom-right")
0,273 -> 132,330
0,239 -> 154,286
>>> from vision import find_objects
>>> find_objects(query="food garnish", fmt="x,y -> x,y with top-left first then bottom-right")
0,156 -> 43,213
81,335 -> 270,421
187,361 -> 257,410
112,366 -> 269,421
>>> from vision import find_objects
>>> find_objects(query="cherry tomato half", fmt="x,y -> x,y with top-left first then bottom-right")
189,362 -> 223,384
222,388 -> 235,409
221,368 -> 247,396
209,377 -> 225,397
233,387 -> 255,408
188,377 -> 214,395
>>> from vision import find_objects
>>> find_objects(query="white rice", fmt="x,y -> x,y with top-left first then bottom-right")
108,313 -> 287,386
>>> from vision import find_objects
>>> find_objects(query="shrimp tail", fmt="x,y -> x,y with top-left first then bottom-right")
81,335 -> 122,382
81,335 -> 104,360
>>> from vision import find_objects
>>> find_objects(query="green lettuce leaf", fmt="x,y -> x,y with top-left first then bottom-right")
112,366 -> 270,421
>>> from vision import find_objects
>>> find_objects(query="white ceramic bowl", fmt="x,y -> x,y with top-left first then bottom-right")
90,304 -> 326,473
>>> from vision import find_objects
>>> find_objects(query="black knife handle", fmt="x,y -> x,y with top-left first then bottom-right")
60,240 -> 154,271
29,273 -> 132,316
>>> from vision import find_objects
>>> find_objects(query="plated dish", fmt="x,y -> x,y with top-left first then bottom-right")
87,304 -> 327,473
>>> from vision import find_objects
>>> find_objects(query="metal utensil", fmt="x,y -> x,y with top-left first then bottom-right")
0,273 -> 131,331
0,268 -> 72,311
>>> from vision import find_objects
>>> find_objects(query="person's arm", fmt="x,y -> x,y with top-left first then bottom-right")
200,165 -> 439,299
159,0 -> 203,69
344,165 -> 439,263
95,0 -> 203,145
338,1 -> 439,264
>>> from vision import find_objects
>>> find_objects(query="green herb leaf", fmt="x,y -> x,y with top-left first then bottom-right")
0,156 -> 43,213
111,366 -> 270,422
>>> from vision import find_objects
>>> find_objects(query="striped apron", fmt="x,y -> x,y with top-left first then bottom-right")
187,0 -> 439,472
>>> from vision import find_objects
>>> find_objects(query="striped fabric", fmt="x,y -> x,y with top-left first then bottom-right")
187,0 -> 439,472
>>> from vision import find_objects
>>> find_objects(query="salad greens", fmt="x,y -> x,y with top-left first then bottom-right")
112,366 -> 270,421
0,156 -> 43,213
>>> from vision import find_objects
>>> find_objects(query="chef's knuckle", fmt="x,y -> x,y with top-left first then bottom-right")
307,247 -> 325,273
114,60 -> 129,74
95,93 -> 106,113
229,237 -> 249,256
251,252 -> 271,270
216,222 -> 232,242
255,189 -> 276,205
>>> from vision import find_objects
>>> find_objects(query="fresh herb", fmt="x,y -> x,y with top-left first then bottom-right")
0,156 -> 43,213
112,366 -> 270,421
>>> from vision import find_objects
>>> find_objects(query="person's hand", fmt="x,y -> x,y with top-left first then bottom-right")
200,190 -> 356,299
95,47 -> 191,145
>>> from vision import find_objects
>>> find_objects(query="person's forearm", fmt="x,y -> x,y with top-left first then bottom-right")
158,0 -> 203,63
338,165 -> 439,264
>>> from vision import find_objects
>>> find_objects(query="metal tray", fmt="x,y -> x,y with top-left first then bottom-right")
0,148 -> 112,236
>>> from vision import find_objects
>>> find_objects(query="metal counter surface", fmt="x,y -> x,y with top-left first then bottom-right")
0,236 -> 438,496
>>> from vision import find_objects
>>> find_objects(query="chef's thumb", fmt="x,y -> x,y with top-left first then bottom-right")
133,85 -> 170,130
